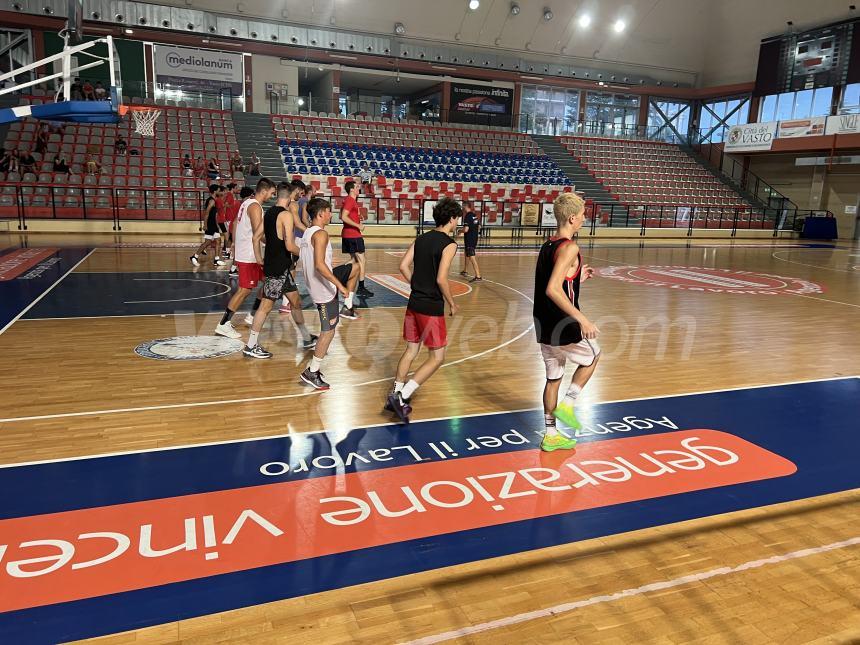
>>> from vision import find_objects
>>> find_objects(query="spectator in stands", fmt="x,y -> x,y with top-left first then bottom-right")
85,152 -> 101,175
94,81 -> 107,101
5,150 -> 19,174
82,80 -> 95,101
358,161 -> 373,192
52,154 -> 71,175
194,156 -> 207,179
70,78 -> 83,101
114,134 -> 127,155
19,149 -> 36,175
35,125 -> 50,154
0,150 -> 10,174
247,152 -> 260,175
182,154 -> 194,177
230,150 -> 243,174
207,158 -> 221,180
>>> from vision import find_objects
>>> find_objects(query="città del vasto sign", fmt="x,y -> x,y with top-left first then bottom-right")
725,121 -> 778,152
153,45 -> 244,95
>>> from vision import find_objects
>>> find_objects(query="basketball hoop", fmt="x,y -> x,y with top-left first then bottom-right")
129,107 -> 161,137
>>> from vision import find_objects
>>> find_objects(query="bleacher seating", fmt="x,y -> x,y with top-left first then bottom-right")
0,102 -> 240,220
274,114 -> 569,185
560,136 -> 748,209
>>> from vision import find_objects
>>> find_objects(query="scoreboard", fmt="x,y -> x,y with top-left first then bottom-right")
755,18 -> 859,96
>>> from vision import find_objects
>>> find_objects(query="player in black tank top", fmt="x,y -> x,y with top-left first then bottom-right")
242,182 -> 317,360
190,184 -> 227,267
385,198 -> 461,423
533,193 -> 601,453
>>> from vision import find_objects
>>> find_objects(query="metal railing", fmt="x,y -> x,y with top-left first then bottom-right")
1,183 -> 822,237
689,127 -> 796,212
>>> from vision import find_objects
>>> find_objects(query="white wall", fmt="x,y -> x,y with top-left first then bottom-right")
702,0 -> 854,87
251,55 -> 300,114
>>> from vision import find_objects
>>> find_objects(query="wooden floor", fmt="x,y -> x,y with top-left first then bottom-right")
1,234 -> 858,644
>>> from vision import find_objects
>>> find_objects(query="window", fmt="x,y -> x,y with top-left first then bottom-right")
518,84 -> 581,135
841,82 -> 860,114
648,98 -> 690,143
759,86 -> 834,121
583,91 -> 640,136
698,96 -> 750,142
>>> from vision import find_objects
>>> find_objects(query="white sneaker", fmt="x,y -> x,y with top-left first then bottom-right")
243,314 -> 254,326
215,321 -> 241,339
190,255 -> 200,267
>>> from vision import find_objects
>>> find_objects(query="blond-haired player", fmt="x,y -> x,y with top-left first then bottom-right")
532,192 -> 600,452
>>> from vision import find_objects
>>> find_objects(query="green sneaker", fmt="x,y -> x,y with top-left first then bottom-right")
540,433 -> 578,452
552,400 -> 582,430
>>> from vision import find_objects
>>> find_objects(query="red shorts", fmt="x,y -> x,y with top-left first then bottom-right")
236,261 -> 263,289
403,309 -> 447,349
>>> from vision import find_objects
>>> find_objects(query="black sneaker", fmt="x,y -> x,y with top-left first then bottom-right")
200,249 -> 207,256
386,391 -> 412,423
339,305 -> 359,320
383,390 -> 411,412
459,270 -> 469,277
243,344 -> 272,359
469,276 -> 483,283
300,367 -> 330,390
302,335 -> 319,350
357,286 -> 374,297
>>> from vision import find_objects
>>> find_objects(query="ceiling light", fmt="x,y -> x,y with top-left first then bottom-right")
394,22 -> 406,35
578,14 -> 591,28
124,28 -> 134,34
613,19 -> 626,33
297,98 -> 305,106
510,2 -> 520,15
543,8 -> 553,21
469,0 -> 480,10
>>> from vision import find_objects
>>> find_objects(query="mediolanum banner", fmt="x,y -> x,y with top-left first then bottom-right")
725,122 -> 777,152
153,45 -> 244,94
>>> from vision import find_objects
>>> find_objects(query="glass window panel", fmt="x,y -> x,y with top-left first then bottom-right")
700,110 -> 714,133
793,89 -> 813,118
521,85 -> 536,100
811,86 -> 832,116
775,92 -> 795,121
760,94 -> 777,122
536,86 -> 551,101
842,83 -> 860,111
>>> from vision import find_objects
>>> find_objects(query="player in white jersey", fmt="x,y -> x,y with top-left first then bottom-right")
215,178 -> 277,339
298,197 -> 360,390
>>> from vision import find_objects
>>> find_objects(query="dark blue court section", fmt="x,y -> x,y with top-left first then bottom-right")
23,270 -> 408,318
0,248 -> 91,331
0,378 -> 857,643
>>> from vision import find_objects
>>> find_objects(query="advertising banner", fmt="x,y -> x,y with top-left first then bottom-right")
153,45 -> 243,94
540,203 -> 556,227
777,116 -> 827,138
725,122 -> 777,152
825,113 -> 860,135
449,82 -> 513,126
520,203 -> 540,226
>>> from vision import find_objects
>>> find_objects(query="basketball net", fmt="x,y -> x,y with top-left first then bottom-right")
130,108 -> 161,137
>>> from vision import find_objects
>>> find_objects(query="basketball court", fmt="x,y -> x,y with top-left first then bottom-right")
0,0 -> 859,642
0,237 -> 858,643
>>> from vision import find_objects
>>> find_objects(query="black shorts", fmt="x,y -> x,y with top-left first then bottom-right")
332,263 -> 353,287
218,222 -> 227,234
262,270 -> 298,300
465,245 -> 477,257
290,252 -> 300,268
204,214 -> 219,238
342,237 -> 365,255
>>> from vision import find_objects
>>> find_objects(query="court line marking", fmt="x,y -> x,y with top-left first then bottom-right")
784,292 -> 860,309
771,250 -> 860,273
0,375 -> 855,468
403,535 -> 860,645
124,278 -> 232,304
17,305 -> 413,321
0,249 -> 95,337
0,277 -> 535,426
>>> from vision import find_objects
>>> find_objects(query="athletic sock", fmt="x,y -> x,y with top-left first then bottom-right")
345,292 -> 354,309
544,414 -> 558,436
562,383 -> 582,406
220,308 -> 234,325
247,330 -> 259,348
401,380 -> 419,400
251,298 -> 261,313
296,323 -> 311,342
309,356 -> 323,372
394,381 -> 405,393
359,279 -> 365,290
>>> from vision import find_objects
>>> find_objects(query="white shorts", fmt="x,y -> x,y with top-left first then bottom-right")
540,340 -> 600,380
203,232 -> 220,240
